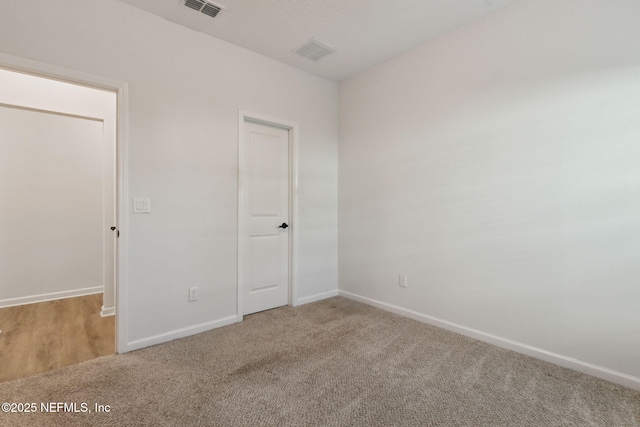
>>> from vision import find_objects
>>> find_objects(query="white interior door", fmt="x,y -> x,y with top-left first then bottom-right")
101,115 -> 116,315
240,120 -> 290,315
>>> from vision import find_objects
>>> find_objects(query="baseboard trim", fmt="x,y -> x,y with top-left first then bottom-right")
338,290 -> 640,392
295,289 -> 339,306
101,305 -> 115,317
0,286 -> 103,309
125,314 -> 240,352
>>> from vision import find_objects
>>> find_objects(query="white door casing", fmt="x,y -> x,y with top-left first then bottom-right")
239,120 -> 290,315
0,52 -> 129,353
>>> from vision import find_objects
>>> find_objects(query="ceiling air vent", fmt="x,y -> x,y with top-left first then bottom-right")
201,3 -> 222,18
293,38 -> 335,62
184,0 -> 224,18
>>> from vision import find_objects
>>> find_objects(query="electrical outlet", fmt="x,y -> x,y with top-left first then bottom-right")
189,287 -> 198,302
399,274 -> 407,288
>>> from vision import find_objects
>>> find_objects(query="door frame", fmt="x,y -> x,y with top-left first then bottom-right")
0,52 -> 130,354
237,110 -> 299,320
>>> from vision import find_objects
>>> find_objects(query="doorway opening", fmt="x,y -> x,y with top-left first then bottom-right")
0,65 -> 119,382
237,111 -> 299,318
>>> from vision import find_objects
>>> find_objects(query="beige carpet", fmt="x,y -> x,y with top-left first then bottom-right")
0,297 -> 638,426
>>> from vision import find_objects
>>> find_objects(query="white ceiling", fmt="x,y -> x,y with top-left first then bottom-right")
117,0 -> 518,82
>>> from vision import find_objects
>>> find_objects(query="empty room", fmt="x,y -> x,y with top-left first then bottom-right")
0,0 -> 639,426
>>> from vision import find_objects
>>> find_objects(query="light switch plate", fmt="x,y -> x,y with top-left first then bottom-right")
133,197 -> 151,213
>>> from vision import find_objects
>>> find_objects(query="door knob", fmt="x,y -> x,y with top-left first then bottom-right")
278,223 -> 289,229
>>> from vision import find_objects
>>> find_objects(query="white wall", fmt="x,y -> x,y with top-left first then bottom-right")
0,69 -> 117,310
0,107 -> 103,305
0,0 -> 338,348
339,0 -> 640,381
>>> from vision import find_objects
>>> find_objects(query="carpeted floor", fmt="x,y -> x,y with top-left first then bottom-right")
0,297 -> 638,426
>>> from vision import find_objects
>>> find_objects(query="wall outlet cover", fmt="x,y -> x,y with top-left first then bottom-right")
189,286 -> 198,302
399,274 -> 407,288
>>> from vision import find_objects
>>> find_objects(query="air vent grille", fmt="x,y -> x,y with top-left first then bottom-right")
185,0 -> 204,11
201,3 -> 222,18
293,38 -> 335,62
184,0 -> 224,18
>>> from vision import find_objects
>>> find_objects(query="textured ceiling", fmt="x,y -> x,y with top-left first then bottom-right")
117,0 -> 519,82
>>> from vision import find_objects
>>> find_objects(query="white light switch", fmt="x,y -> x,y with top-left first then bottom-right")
133,197 -> 151,213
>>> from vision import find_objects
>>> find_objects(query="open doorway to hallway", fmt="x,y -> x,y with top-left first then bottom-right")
0,68 -> 117,382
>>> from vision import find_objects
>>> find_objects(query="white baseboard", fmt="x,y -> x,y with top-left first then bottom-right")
338,290 -> 640,392
124,290 -> 338,353
101,305 -> 115,317
295,289 -> 339,306
0,286 -> 103,309
125,314 -> 240,353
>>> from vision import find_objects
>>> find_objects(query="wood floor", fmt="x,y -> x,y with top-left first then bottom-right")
0,294 -> 115,383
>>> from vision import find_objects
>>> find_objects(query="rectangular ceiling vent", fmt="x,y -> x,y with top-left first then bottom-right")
293,38 -> 335,62
184,0 -> 224,18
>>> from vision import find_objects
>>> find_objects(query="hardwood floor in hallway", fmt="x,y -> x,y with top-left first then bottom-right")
0,294 -> 115,383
